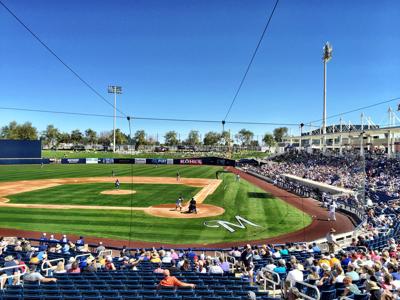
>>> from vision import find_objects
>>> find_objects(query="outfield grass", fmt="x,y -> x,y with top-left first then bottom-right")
7,183 -> 200,207
0,164 -> 311,244
0,164 -> 222,182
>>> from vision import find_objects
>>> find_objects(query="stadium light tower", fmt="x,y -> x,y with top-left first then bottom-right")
108,85 -> 122,153
322,42 -> 332,153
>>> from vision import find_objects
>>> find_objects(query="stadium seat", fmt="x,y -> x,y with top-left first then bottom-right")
320,289 -> 337,300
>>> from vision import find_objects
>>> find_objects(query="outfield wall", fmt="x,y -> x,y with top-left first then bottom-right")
0,158 -> 49,165
56,156 -> 236,166
0,140 -> 41,159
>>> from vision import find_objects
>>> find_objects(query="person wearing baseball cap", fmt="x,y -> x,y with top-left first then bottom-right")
326,228 -> 339,253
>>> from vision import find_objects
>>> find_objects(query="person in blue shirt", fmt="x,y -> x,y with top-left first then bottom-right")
312,242 -> 321,253
76,236 -> 84,247
273,259 -> 287,274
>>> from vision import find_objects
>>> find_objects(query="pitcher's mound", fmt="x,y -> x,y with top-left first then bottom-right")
146,204 -> 225,219
100,190 -> 136,195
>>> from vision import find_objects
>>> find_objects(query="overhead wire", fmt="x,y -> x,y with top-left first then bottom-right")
306,96 -> 400,125
223,0 -> 280,121
0,105 -> 305,127
0,0 -> 128,117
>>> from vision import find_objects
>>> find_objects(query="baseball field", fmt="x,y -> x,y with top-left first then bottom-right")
0,164 -> 312,245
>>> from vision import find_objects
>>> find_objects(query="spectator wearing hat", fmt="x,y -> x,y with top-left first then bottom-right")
60,234 -> 68,244
65,257 -> 75,272
82,256 -> 97,273
96,241 -> 105,254
14,241 -> 22,252
4,255 -> 20,286
326,228 -> 339,253
76,236 -> 84,248
49,234 -> 58,242
366,277 -> 382,300
39,233 -> 47,245
104,256 -> 116,271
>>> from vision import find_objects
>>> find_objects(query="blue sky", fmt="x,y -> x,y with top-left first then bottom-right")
1,0 -> 399,140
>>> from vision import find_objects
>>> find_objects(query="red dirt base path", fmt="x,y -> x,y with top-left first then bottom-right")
0,168 -> 354,249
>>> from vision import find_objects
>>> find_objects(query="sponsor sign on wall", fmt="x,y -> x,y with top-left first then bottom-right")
179,159 -> 203,165
86,158 -> 98,164
150,158 -> 167,165
101,158 -> 114,164
113,158 -> 135,164
61,158 -> 86,164
167,159 -> 174,165
135,158 -> 146,164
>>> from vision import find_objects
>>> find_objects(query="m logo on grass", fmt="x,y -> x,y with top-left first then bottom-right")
204,216 -> 261,233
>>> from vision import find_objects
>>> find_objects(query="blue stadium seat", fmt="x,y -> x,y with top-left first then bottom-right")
320,289 -> 337,300
354,294 -> 370,300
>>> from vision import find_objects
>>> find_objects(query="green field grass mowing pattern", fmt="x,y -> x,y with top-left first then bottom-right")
0,164 -> 311,244
7,183 -> 200,207
0,164 -> 222,182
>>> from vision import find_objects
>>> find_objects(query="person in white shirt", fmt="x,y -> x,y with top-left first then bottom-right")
328,201 -> 337,221
286,264 -> 304,287
326,228 -> 339,253
208,260 -> 224,274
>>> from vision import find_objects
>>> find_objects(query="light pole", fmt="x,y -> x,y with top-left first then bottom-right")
322,42 -> 332,153
300,123 -> 304,151
108,85 -> 122,152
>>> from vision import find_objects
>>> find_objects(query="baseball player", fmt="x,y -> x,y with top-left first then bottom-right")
328,201 -> 337,221
175,196 -> 183,211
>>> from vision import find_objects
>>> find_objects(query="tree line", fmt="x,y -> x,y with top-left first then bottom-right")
0,121 -> 288,148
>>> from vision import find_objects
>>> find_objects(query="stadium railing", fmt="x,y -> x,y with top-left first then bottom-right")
41,257 -> 65,276
0,264 -> 27,290
260,269 -> 281,295
293,280 -> 320,300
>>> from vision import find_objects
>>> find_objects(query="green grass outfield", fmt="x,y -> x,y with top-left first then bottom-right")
0,164 -> 221,182
0,164 -> 311,244
7,183 -> 200,207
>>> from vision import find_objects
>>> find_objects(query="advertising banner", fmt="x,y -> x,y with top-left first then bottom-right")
86,158 -> 98,164
100,158 -> 114,164
135,158 -> 147,164
179,159 -> 203,165
149,158 -> 167,165
114,158 -> 135,164
61,158 -> 86,164
167,159 -> 174,165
